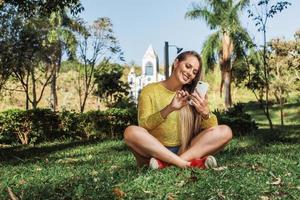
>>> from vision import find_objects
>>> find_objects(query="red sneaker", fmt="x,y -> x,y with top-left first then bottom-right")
190,155 -> 218,169
149,157 -> 170,169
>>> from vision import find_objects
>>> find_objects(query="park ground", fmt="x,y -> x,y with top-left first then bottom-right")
0,100 -> 299,199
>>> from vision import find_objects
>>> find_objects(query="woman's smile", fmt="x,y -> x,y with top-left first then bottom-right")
182,72 -> 190,82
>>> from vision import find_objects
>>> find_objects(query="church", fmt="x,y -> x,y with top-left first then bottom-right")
127,45 -> 165,102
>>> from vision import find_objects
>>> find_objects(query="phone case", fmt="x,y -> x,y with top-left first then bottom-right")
196,81 -> 209,97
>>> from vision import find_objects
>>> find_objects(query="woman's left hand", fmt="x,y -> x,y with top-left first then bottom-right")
190,91 -> 210,117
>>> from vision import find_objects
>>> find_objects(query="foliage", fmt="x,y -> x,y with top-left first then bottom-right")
76,17 -> 123,113
45,10 -> 87,111
59,109 -> 85,139
94,61 -> 132,108
185,0 -> 251,107
0,107 -> 137,145
0,5 -> 17,90
0,108 -> 61,145
247,0 -> 291,129
214,103 -> 258,135
0,5 -> 57,109
2,0 -> 83,17
267,37 -> 300,125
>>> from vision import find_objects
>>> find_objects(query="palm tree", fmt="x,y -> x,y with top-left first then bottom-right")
186,0 -> 250,108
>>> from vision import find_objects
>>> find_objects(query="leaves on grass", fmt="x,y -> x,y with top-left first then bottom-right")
56,157 -> 79,164
271,177 -> 282,185
260,196 -> 270,200
167,193 -> 176,200
176,180 -> 186,187
217,191 -> 226,199
213,166 -> 228,171
7,187 -> 19,200
267,172 -> 283,186
18,179 -> 27,185
35,167 -> 42,171
90,170 -> 98,176
113,187 -> 125,199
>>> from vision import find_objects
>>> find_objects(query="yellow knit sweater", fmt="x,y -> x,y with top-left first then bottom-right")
138,82 -> 218,146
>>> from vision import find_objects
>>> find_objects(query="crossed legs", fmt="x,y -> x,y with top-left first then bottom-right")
123,125 -> 232,168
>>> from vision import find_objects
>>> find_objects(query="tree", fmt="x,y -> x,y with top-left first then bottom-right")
0,5 -> 54,109
46,11 -> 87,111
268,37 -> 300,125
1,0 -> 83,17
94,61 -> 131,108
76,17 -> 123,113
248,0 -> 291,129
186,0 -> 250,108
0,5 -> 17,90
13,16 -> 57,109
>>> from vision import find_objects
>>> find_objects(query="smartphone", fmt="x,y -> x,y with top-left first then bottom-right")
195,81 -> 209,97
189,81 -> 209,105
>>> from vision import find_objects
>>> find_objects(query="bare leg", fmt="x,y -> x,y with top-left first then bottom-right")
124,125 -> 189,168
179,125 -> 232,161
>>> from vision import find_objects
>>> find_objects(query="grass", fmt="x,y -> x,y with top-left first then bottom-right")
0,94 -> 299,199
1,129 -> 299,199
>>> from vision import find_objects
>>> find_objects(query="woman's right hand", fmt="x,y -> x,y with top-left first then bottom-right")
170,90 -> 190,110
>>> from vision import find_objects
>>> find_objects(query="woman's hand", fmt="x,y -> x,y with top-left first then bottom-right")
190,91 -> 210,118
170,90 -> 190,110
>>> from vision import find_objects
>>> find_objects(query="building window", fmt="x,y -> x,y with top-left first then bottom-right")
145,62 -> 153,75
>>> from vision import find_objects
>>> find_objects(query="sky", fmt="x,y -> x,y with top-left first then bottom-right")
79,0 -> 300,66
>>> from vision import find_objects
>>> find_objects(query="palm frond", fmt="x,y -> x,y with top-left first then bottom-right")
201,31 -> 221,72
185,3 -> 220,30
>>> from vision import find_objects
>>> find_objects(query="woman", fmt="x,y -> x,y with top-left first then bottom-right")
124,51 -> 232,169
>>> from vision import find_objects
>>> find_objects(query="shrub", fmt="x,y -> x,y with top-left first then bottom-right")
0,109 -> 30,144
0,107 -> 138,145
0,108 -> 60,144
81,107 -> 137,139
213,103 -> 258,136
59,110 -> 85,139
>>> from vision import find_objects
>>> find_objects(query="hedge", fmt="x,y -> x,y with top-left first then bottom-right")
0,108 -> 137,145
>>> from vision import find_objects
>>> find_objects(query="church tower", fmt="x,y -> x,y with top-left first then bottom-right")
141,45 -> 159,87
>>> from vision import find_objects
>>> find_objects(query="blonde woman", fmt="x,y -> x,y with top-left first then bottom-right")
124,51 -> 232,169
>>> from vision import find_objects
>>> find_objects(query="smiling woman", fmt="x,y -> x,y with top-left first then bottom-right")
123,50 -> 233,169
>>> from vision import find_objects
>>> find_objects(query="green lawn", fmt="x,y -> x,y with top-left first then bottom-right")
0,102 -> 300,199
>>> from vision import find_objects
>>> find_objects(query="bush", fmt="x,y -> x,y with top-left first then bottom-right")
82,107 -> 137,139
0,107 -> 138,145
0,108 -> 60,145
59,109 -> 85,139
213,103 -> 258,136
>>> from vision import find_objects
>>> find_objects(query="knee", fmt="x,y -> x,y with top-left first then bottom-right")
124,125 -> 135,142
123,125 -> 142,144
217,125 -> 233,142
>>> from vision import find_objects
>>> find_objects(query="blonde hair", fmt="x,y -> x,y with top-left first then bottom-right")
172,51 -> 203,154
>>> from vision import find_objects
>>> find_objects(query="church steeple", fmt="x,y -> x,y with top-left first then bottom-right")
142,45 -> 159,86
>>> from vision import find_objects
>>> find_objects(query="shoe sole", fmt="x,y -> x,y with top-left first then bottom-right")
149,158 -> 159,169
204,155 -> 218,169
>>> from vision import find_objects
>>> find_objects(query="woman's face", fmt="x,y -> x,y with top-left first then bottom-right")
173,55 -> 200,85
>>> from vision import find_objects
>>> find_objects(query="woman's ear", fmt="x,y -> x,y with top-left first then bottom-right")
173,59 -> 179,70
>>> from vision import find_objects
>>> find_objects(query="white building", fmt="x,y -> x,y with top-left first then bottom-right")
128,45 -> 165,102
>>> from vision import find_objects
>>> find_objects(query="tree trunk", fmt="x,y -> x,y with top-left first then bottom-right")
280,89 -> 284,126
263,29 -> 273,129
30,67 -> 37,109
223,70 -> 232,108
50,67 -> 58,111
220,31 -> 233,108
50,48 -> 62,111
